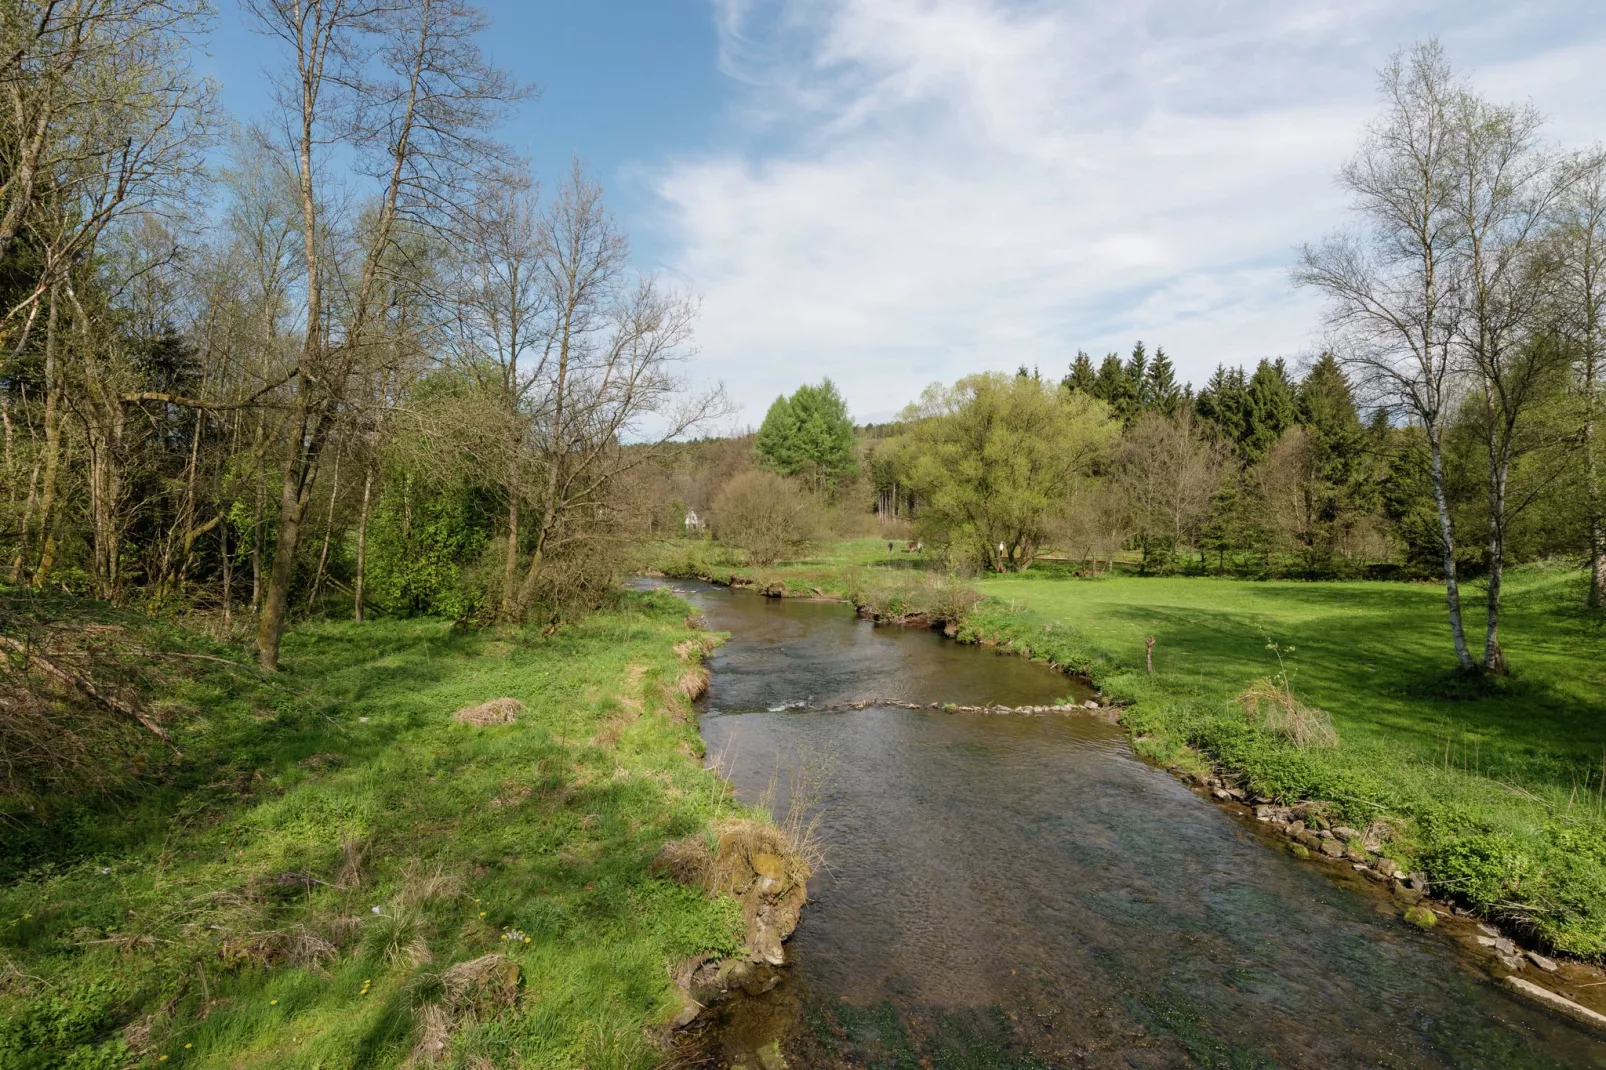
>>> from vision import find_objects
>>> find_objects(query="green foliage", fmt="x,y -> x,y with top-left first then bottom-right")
754,379 -> 858,488
0,592 -> 750,1067
0,980 -> 131,1070
967,563 -> 1606,955
902,372 -> 1117,571
366,479 -> 493,618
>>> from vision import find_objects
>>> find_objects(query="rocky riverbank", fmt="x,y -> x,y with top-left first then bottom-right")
648,569 -> 1606,1034
1187,767 -> 1606,1030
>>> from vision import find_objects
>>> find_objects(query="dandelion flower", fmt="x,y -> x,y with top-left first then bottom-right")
478,911 -> 486,917
270,999 -> 278,1005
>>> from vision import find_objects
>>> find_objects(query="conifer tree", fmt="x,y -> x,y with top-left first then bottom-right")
1094,353 -> 1132,415
1126,341 -> 1150,409
1242,359 -> 1298,460
754,378 -> 858,491
1063,350 -> 1097,394
1146,347 -> 1183,416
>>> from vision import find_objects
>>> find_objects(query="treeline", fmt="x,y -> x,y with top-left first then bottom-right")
857,43 -> 1604,675
0,2 -> 719,669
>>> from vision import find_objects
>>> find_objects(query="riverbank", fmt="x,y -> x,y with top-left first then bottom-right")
0,588 -> 788,1069
643,540 -> 1606,968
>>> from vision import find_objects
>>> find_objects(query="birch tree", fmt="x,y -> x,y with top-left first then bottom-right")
1297,42 -> 1479,671
1444,88 -> 1566,672
1553,149 -> 1606,608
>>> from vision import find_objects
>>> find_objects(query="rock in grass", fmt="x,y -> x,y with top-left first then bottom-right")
452,697 -> 524,725
1404,906 -> 1437,929
1319,838 -> 1347,859
1289,843 -> 1310,859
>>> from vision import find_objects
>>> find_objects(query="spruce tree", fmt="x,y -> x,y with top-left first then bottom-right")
1126,341 -> 1150,409
1196,364 -> 1249,455
1242,358 -> 1297,461
1094,353 -> 1130,410
1063,350 -> 1097,394
1145,347 -> 1182,416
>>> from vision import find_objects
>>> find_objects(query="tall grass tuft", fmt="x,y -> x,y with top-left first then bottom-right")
1237,639 -> 1338,748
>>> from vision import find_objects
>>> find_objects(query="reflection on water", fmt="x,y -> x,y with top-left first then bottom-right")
654,581 -> 1606,1068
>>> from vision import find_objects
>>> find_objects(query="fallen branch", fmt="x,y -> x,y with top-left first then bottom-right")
0,634 -> 177,750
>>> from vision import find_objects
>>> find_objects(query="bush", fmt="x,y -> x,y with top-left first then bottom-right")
710,471 -> 823,565
850,571 -> 981,625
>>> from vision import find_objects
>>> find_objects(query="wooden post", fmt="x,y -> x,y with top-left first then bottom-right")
1145,635 -> 1156,674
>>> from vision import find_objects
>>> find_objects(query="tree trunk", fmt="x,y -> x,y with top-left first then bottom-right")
1586,341 -> 1605,609
257,459 -> 312,669
19,290 -> 61,585
1427,425 -> 1476,672
502,485 -> 519,617
354,465 -> 372,623
1482,402 -> 1511,674
251,418 -> 265,611
222,519 -> 233,631
307,448 -> 341,609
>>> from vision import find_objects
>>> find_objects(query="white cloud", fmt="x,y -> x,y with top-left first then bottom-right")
650,0 -> 1606,424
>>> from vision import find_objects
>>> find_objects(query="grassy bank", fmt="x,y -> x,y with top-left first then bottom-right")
966,563 -> 1606,955
0,590 -> 748,1069
644,539 -> 1606,957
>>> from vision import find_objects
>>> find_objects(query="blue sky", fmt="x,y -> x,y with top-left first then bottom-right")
196,1 -> 1606,427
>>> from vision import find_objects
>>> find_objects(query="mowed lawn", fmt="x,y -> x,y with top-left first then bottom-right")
977,565 -> 1604,792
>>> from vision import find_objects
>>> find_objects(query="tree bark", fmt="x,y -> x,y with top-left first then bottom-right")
307,447 -> 341,609
354,464 -> 372,623
502,485 -> 519,617
1586,324 -> 1605,609
257,447 -> 314,669
1427,425 -> 1476,672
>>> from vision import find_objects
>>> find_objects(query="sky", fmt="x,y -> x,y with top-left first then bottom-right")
197,0 -> 1606,427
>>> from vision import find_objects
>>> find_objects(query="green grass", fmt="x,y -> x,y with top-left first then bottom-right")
646,537 -> 1606,957
640,537 -> 932,599
0,590 -> 746,1069
966,562 -> 1606,956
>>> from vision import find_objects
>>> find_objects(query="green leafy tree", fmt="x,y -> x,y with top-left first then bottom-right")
902,373 -> 1117,571
754,379 -> 858,490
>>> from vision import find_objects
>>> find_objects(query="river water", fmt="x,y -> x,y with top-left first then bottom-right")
657,580 -> 1606,1068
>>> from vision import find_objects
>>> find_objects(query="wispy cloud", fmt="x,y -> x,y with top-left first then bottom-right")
652,0 -> 1606,423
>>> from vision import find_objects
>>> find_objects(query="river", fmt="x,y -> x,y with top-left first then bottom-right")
654,580 -> 1606,1068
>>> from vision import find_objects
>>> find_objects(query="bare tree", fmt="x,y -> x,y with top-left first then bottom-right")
1445,89 -> 1567,672
451,177 -> 551,617
0,0 -> 215,347
511,165 -> 726,620
1554,149 -> 1606,607
1108,411 -> 1222,572
1297,42 -> 1478,671
244,0 -> 521,668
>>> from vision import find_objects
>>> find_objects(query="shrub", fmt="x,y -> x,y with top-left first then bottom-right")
710,471 -> 822,565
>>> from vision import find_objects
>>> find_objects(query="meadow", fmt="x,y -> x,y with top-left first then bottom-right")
649,538 -> 1606,956
0,589 -> 745,1069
